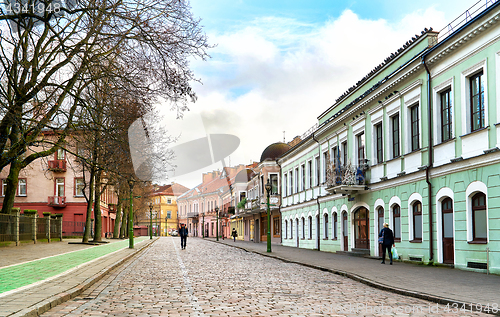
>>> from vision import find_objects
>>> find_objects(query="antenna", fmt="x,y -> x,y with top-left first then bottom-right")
283,131 -> 285,143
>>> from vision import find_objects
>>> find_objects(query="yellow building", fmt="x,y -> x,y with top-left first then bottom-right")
150,183 -> 189,236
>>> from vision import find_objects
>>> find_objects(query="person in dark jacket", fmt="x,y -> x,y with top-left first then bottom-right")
379,223 -> 395,264
231,228 -> 237,242
179,223 -> 188,250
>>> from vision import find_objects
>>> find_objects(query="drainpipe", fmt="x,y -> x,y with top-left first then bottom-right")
276,158 -> 283,244
422,56 -> 434,262
312,132 -> 321,251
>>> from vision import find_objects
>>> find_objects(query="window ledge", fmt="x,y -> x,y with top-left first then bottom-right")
467,240 -> 487,244
323,238 -> 329,240
460,126 -> 489,138
386,156 -> 402,163
435,137 -> 456,147
410,239 -> 422,243
331,238 -> 338,241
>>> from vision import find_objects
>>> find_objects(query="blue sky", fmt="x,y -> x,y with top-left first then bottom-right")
161,0 -> 477,188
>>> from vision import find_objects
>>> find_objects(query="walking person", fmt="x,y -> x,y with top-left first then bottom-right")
379,223 -> 395,264
231,228 -> 237,242
179,223 -> 188,250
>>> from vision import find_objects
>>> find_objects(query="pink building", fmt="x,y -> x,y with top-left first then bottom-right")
0,133 -> 117,237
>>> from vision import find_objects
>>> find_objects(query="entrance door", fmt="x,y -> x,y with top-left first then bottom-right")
255,220 -> 259,243
378,208 -> 384,256
342,212 -> 348,251
354,207 -> 369,249
296,218 -> 299,247
442,198 -> 454,264
316,215 -> 320,250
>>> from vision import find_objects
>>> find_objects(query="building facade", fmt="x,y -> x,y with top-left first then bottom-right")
148,183 -> 189,236
279,2 -> 500,274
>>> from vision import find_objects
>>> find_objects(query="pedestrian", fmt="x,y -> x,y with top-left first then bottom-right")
179,223 -> 188,250
231,228 -> 237,242
379,223 -> 395,264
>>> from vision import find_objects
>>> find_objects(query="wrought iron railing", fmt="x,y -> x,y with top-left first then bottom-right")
326,160 -> 368,187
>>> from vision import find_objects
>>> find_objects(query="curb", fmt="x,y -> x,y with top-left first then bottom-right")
208,239 -> 500,317
9,238 -> 158,317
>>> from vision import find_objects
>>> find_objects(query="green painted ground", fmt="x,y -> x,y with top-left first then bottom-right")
0,237 -> 148,294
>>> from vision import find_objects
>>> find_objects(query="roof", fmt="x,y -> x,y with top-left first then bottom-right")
151,183 -> 189,197
260,142 -> 291,162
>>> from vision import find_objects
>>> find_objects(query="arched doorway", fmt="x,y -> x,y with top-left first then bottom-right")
442,198 -> 454,264
354,207 -> 369,249
342,211 -> 348,251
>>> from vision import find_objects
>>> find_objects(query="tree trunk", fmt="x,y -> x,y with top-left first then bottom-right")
93,170 -> 102,242
113,197 -> 122,238
0,160 -> 21,214
82,167 -> 95,243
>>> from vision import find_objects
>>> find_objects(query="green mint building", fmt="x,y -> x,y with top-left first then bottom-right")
279,1 -> 500,274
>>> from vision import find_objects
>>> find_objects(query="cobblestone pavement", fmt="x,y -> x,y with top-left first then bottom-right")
42,237 -> 494,317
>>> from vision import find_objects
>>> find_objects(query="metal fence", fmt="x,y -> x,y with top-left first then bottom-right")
62,221 -> 85,237
19,215 -> 33,241
37,217 -> 48,240
0,213 -> 15,242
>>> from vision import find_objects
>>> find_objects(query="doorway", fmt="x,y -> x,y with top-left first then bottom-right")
354,207 -> 369,249
342,211 -> 348,251
442,198 -> 454,264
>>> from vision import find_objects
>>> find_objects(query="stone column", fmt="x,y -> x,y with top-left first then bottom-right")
55,214 -> 63,241
43,212 -> 51,243
12,208 -> 20,246
24,210 -> 38,244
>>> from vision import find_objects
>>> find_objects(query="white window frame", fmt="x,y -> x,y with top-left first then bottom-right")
18,179 -> 27,196
461,59 -> 488,135
433,77 -> 454,144
466,181 -> 488,243
408,193 -> 423,242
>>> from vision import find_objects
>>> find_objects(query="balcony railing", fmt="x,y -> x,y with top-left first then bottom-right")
187,212 -> 199,218
48,196 -> 66,207
48,160 -> 67,172
326,160 -> 368,194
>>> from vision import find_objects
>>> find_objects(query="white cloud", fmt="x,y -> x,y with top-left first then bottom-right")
164,6 -> 450,187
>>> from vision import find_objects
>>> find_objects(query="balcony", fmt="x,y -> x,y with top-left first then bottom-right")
187,212 -> 199,218
326,161 -> 369,195
48,196 -> 66,208
48,160 -> 67,172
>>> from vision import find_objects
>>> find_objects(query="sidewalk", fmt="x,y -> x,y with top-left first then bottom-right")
208,238 -> 500,313
0,237 -> 155,317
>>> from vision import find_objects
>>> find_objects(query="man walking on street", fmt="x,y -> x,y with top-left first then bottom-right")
179,223 -> 188,250
379,223 -> 395,264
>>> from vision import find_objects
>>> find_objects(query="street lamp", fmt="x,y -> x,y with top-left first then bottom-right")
128,178 -> 134,249
148,202 -> 153,239
215,207 -> 219,241
202,212 -> 205,238
265,178 -> 272,253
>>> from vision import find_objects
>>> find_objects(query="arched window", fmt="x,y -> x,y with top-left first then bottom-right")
308,216 -> 312,239
302,217 -> 306,239
472,193 -> 487,242
392,204 -> 401,242
290,219 -> 293,239
284,220 -> 288,239
412,202 -> 422,242
378,207 -> 384,235
332,213 -> 338,240
324,214 -> 329,239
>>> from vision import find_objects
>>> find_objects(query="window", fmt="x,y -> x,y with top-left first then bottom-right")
308,216 -> 312,239
283,174 -> 288,196
301,165 -> 305,191
289,171 -> 293,195
472,192 -> 487,242
167,198 -> 172,204
333,213 -> 338,239
18,179 -> 27,196
324,214 -> 328,239
440,89 -> 452,142
273,216 -> 280,237
332,146 -> 339,166
470,71 -> 485,132
342,141 -> 347,165
392,204 -> 401,242
56,178 -> 65,197
75,178 -> 85,197
167,211 -> 172,219
410,105 -> 419,151
290,220 -> 293,239
378,207 -> 384,236
57,148 -> 65,160
375,123 -> 383,163
412,202 -> 422,242
240,191 -> 246,202
357,132 -> 365,165
270,174 -> 278,195
315,156 -> 320,186
1,179 -> 6,196
323,151 -> 328,183
284,220 -> 288,239
302,217 -> 306,239
295,168 -> 299,193
392,114 -> 400,158
308,160 -> 312,189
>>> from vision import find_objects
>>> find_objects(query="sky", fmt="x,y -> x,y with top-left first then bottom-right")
157,0 -> 477,189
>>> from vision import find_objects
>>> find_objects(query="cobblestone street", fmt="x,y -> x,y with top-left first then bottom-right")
42,237 -> 491,316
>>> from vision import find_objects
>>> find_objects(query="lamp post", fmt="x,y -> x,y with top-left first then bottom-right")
128,179 -> 134,249
202,212 -> 205,238
148,202 -> 153,240
215,207 -> 219,241
265,178 -> 272,253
